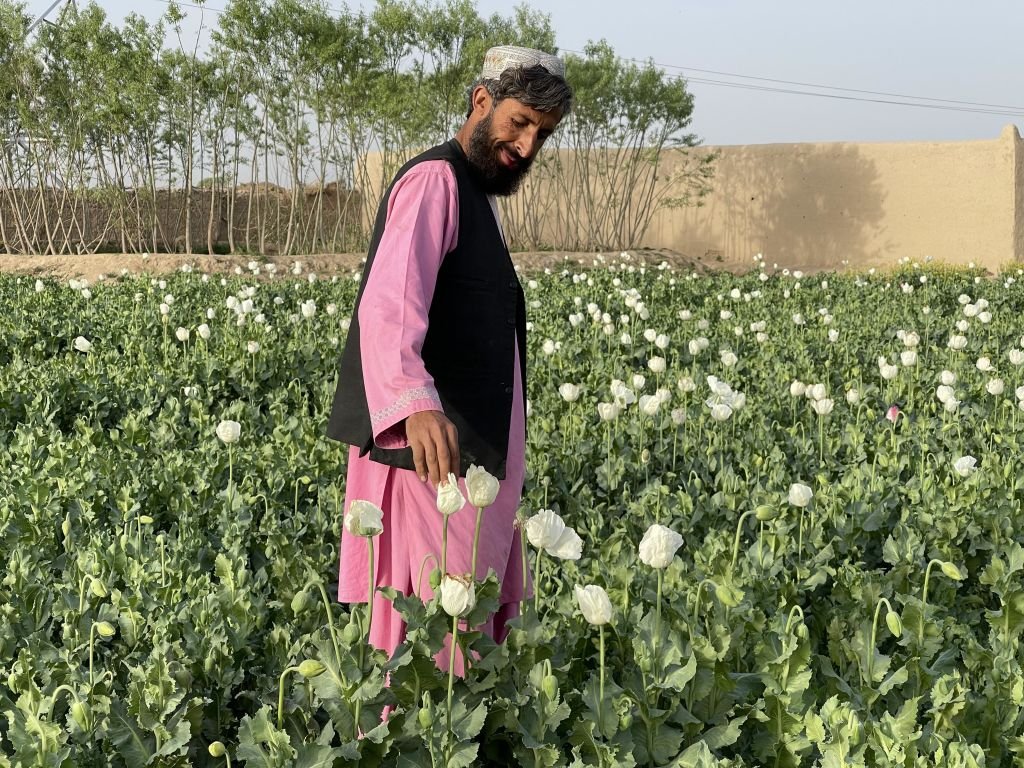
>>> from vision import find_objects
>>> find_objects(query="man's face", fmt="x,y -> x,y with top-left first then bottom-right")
465,96 -> 562,196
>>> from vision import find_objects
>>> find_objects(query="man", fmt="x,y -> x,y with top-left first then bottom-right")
327,46 -> 573,667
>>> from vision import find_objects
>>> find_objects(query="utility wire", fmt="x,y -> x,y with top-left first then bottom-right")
560,47 -> 1024,116
680,76 -> 1024,118
138,9 -> 1024,117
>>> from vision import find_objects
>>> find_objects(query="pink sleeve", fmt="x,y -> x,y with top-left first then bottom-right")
357,160 -> 459,449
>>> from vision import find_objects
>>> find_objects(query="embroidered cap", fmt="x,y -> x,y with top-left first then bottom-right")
481,45 -> 566,81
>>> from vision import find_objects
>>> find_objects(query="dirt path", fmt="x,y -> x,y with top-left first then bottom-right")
0,248 -> 750,282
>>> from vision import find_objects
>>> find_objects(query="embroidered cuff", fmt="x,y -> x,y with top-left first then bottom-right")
370,386 -> 443,447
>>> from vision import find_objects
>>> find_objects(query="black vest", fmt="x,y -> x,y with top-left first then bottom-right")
326,140 -> 527,479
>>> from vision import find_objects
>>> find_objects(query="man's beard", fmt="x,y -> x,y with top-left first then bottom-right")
465,111 -> 535,196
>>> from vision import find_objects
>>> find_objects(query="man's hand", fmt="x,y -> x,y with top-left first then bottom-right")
406,410 -> 460,486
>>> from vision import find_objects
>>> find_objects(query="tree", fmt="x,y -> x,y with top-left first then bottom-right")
501,39 -> 716,251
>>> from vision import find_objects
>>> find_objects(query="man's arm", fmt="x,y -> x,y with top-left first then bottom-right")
356,160 -> 461,486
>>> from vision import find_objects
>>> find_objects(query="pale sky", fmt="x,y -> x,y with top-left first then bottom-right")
23,0 -> 1024,146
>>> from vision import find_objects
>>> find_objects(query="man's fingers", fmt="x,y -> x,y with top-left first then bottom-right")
433,427 -> 451,483
445,424 -> 460,477
405,411 -> 459,485
423,444 -> 439,487
411,440 -> 428,483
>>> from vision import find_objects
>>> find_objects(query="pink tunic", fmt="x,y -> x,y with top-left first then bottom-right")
336,159 -> 528,670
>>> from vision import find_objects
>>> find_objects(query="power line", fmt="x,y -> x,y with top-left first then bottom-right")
559,47 -> 1024,117
152,0 -> 226,14
106,13 -> 1024,117
681,76 -> 1024,118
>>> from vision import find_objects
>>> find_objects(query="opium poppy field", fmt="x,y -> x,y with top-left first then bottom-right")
2,254 -> 1023,766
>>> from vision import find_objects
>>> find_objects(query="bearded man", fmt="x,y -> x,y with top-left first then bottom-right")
327,46 -> 573,669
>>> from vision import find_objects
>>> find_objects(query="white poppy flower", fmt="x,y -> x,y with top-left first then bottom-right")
788,483 -> 813,507
440,574 -> 476,617
597,402 -> 621,422
465,464 -> 500,508
648,356 -> 666,374
710,404 -> 733,422
574,584 -> 613,626
947,335 -> 968,351
532,512 -> 581,561
436,473 -> 465,516
639,395 -> 661,416
940,370 -> 957,386
987,378 -> 1005,396
976,357 -> 995,372
936,385 -> 955,404
900,350 -> 917,367
73,336 -> 92,353
790,380 -> 806,398
811,398 -> 834,416
952,456 -> 977,478
559,383 -> 581,402
807,383 -> 827,402
846,389 -> 860,404
175,327 -> 190,342
638,524 -> 684,569
344,499 -> 384,537
216,420 -> 241,444
525,509 -> 566,550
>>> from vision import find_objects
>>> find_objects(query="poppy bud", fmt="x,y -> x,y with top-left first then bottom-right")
940,562 -> 965,580
885,611 -> 903,637
341,621 -> 360,644
541,674 -> 558,699
290,591 -> 312,615
70,700 -> 91,730
208,741 -> 226,757
298,660 -> 326,679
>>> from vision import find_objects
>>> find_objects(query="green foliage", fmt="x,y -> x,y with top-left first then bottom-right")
7,259 -> 1024,764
